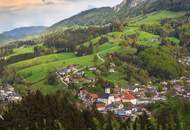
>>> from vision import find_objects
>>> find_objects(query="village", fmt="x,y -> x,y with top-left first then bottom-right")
0,84 -> 22,104
56,64 -> 190,118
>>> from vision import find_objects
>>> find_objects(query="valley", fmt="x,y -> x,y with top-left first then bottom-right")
0,0 -> 190,129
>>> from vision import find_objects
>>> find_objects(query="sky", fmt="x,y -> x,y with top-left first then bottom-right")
0,0 -> 122,33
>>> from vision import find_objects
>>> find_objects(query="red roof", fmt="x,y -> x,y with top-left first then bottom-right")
89,93 -> 98,99
96,102 -> 106,108
122,91 -> 136,100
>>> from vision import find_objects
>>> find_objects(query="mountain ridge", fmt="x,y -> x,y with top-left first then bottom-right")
49,0 -> 190,30
0,26 -> 47,45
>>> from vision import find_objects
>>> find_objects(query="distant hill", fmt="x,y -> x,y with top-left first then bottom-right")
49,0 -> 190,30
49,7 -> 116,30
0,26 -> 47,45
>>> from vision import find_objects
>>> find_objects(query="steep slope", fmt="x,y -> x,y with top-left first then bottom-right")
0,26 -> 47,44
49,0 -> 190,30
116,0 -> 190,20
50,7 -> 117,30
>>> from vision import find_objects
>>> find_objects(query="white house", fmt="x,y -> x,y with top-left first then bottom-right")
117,109 -> 132,117
97,94 -> 115,105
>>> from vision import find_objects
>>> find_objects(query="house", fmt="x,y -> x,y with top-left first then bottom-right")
136,98 -> 153,105
57,64 -> 79,77
109,68 -> 115,73
116,109 -> 132,117
89,67 -> 97,71
97,85 -> 115,105
114,94 -> 121,102
106,102 -> 124,112
87,93 -> 98,103
121,91 -> 137,105
78,89 -> 98,105
96,102 -> 106,111
97,93 -> 115,105
76,71 -> 85,77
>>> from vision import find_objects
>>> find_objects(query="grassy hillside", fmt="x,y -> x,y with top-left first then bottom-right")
130,10 -> 186,25
7,46 -> 34,58
50,7 -> 116,30
6,10 -> 187,94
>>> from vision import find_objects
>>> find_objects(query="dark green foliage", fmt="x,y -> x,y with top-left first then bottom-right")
44,24 -> 121,53
50,7 -> 116,30
140,24 -> 162,35
75,43 -> 94,56
147,97 -> 190,130
0,91 -> 129,130
34,45 -> 53,57
0,46 -> 13,57
178,23 -> 190,47
98,36 -> 109,45
1,91 -> 190,130
8,40 -> 37,49
7,52 -> 34,64
140,24 -> 174,37
123,63 -> 150,84
0,58 -> 6,77
1,68 -> 24,85
138,47 -> 183,80
161,38 -> 177,46
47,72 -> 58,85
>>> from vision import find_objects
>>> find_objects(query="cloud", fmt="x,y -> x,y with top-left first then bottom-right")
0,0 -> 123,32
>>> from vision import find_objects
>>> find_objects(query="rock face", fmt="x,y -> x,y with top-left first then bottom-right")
115,0 -> 190,12
114,0 -> 148,12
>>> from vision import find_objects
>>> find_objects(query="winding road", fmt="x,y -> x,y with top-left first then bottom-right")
97,53 -> 105,63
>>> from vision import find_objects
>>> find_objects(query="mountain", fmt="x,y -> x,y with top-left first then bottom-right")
0,26 -> 47,44
115,0 -> 190,20
50,7 -> 116,30
49,0 -> 190,30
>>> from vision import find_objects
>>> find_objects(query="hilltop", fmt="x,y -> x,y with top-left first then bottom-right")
50,0 -> 190,30
0,26 -> 47,45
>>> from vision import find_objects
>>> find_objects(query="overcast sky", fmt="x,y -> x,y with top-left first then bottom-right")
0,0 -> 122,33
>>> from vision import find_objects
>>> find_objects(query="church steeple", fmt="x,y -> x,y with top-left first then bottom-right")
105,84 -> 111,94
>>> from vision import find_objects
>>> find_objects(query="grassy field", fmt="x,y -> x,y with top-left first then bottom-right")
32,80 -> 66,95
130,10 -> 186,25
18,54 -> 94,82
138,31 -> 160,46
7,46 -> 34,58
8,53 -> 76,70
8,10 -> 185,94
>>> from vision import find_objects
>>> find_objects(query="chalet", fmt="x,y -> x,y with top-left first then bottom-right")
121,91 -> 137,105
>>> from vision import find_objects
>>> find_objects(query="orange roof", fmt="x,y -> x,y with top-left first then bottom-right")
89,93 -> 98,99
96,102 -> 106,108
122,91 -> 136,100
